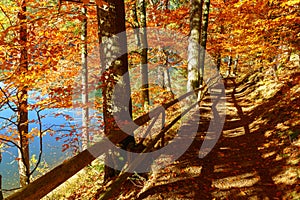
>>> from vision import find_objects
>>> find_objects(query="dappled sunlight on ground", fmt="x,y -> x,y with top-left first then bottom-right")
212,172 -> 260,189
129,67 -> 300,200
51,67 -> 299,200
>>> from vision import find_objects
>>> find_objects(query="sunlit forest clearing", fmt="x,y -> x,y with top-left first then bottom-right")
0,0 -> 299,199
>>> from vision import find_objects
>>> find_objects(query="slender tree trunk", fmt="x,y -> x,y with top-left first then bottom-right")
18,0 -> 30,187
216,25 -> 224,74
0,175 -> 3,200
216,53 -> 221,72
226,55 -> 232,77
81,5 -> 89,150
233,55 -> 239,76
131,0 -> 141,46
0,151 -> 3,200
163,68 -> 172,92
164,0 -> 169,10
97,0 -> 136,181
137,0 -> 150,107
162,50 -> 173,92
199,0 -> 210,86
187,0 -> 203,96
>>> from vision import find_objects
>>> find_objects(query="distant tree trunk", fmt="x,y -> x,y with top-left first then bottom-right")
226,55 -> 232,77
199,0 -> 210,86
162,49 -> 173,93
137,0 -> 150,107
216,53 -> 221,72
131,0 -> 141,45
17,0 -> 30,187
187,0 -> 204,96
233,55 -> 239,76
163,68 -> 172,92
164,0 -> 169,10
97,1 -> 136,181
216,25 -> 224,73
81,5 -> 89,150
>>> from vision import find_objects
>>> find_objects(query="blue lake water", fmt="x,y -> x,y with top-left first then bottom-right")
0,107 -> 83,191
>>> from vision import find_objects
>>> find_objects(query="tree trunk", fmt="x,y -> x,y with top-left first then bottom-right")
17,0 -> 30,187
216,53 -> 221,72
0,175 -> 3,200
0,151 -> 3,200
199,0 -> 210,86
131,0 -> 141,45
163,67 -> 172,92
187,0 -> 203,97
162,50 -> 173,93
81,5 -> 89,150
137,0 -> 150,107
97,0 -> 136,181
233,55 -> 239,76
226,55 -> 232,77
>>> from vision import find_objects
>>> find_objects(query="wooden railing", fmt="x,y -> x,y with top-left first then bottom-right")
6,76 -> 221,200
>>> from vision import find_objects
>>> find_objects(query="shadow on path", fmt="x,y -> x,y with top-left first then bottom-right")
136,74 -> 300,199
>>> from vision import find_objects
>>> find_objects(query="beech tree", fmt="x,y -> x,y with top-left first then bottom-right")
137,0 -> 150,107
97,0 -> 136,180
199,0 -> 210,82
17,0 -> 30,187
187,0 -> 203,96
208,0 -> 299,74
81,4 -> 89,150
0,0 -> 82,188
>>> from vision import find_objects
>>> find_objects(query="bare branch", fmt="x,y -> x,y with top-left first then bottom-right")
0,5 -> 13,27
0,87 -> 17,112
0,116 -> 17,126
0,21 -> 5,30
1,187 -> 21,192
29,109 -> 43,176
0,137 -> 21,151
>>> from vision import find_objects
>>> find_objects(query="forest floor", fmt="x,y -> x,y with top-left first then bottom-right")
45,64 -> 300,200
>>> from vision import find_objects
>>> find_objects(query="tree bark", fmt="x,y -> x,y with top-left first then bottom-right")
226,55 -> 232,77
17,0 -> 30,187
0,175 -> 3,200
216,53 -> 221,72
187,0 -> 203,96
97,0 -> 136,181
199,0 -> 210,86
0,151 -> 3,200
162,50 -> 173,93
137,0 -> 150,107
81,5 -> 89,150
233,55 -> 239,76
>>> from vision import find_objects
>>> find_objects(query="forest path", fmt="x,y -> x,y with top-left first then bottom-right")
131,73 -> 300,200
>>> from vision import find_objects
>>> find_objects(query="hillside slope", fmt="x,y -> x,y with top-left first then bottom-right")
46,64 -> 300,200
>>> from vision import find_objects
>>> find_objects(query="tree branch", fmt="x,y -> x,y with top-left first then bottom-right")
0,137 -> 21,151
29,110 -> 43,176
0,5 -> 13,27
0,87 -> 17,112
0,116 -> 17,126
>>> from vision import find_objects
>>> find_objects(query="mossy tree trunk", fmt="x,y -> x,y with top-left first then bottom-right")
187,0 -> 204,96
137,0 -> 150,107
199,0 -> 210,86
97,0 -> 136,181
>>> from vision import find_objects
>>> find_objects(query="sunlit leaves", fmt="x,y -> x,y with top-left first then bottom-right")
208,0 -> 299,71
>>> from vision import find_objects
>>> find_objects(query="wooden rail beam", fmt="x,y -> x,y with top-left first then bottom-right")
5,135 -> 125,200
